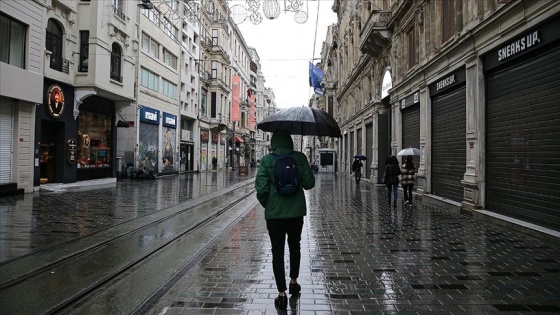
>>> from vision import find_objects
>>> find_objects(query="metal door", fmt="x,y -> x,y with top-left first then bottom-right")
431,87 -> 466,202
486,45 -> 560,230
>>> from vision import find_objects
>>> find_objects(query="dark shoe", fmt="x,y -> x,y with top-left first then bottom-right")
289,282 -> 301,295
275,295 -> 287,310
393,201 -> 397,207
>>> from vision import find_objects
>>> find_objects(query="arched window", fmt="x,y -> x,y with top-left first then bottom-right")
46,19 -> 64,72
110,43 -> 122,82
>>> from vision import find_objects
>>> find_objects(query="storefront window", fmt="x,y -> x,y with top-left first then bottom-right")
77,112 -> 112,168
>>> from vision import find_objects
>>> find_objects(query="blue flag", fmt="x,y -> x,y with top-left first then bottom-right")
309,62 -> 324,96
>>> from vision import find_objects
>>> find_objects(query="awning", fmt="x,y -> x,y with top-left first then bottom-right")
229,135 -> 244,143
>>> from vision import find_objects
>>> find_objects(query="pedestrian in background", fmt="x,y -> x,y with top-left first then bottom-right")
383,155 -> 401,207
254,130 -> 315,310
352,157 -> 363,183
401,155 -> 416,207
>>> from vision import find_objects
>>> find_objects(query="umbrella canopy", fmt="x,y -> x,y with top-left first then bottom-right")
354,154 -> 367,160
257,106 -> 342,137
397,147 -> 422,156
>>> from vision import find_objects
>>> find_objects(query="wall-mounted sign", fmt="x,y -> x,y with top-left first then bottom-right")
163,112 -> 177,128
140,106 -> 160,125
47,84 -> 65,118
429,68 -> 466,97
484,17 -> 560,71
400,91 -> 420,110
67,139 -> 77,164
200,130 -> 209,142
211,134 -> 219,143
381,70 -> 392,99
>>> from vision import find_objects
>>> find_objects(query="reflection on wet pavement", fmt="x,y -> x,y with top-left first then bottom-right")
149,173 -> 560,314
0,171 -> 255,262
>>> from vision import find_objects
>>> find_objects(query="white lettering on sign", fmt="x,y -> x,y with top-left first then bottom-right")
413,92 -> 419,103
436,74 -> 456,91
165,116 -> 176,125
498,31 -> 540,62
144,111 -> 157,121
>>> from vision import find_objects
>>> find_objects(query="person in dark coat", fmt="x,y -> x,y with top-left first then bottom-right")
352,158 -> 363,183
383,155 -> 401,207
401,156 -> 416,207
255,130 -> 315,309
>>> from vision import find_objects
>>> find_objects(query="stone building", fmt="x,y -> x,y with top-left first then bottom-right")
328,0 -> 560,231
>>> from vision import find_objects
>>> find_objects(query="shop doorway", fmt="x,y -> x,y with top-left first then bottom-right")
40,120 -> 64,183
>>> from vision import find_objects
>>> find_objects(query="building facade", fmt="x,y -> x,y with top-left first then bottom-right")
328,0 -> 560,231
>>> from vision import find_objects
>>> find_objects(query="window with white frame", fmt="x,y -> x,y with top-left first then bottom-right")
142,9 -> 160,26
162,18 -> 178,40
162,78 -> 177,99
165,0 -> 178,10
142,33 -> 159,58
211,29 -> 218,46
110,43 -> 122,82
211,61 -> 217,79
163,49 -> 177,69
0,13 -> 26,69
141,67 -> 159,91
113,0 -> 124,20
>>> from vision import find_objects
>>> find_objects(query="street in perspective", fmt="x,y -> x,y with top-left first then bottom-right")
2,0 -> 560,314
1,170 -> 559,314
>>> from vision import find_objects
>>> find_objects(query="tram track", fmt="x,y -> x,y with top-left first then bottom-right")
0,180 -> 257,315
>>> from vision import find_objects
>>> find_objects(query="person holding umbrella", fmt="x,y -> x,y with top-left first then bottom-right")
254,129 -> 315,310
352,156 -> 364,183
401,155 -> 416,207
383,155 -> 401,207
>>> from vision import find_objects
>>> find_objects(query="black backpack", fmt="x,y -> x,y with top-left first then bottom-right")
271,152 -> 301,195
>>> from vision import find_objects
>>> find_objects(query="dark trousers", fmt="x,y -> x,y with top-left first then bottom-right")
403,185 -> 414,202
266,217 -> 304,292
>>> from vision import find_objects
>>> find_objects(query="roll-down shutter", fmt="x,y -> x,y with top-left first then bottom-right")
402,105 -> 420,188
0,98 -> 13,184
431,87 -> 466,202
486,45 -> 560,230
366,124 -> 373,179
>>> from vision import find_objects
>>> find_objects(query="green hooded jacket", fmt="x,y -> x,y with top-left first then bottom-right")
255,130 -> 315,219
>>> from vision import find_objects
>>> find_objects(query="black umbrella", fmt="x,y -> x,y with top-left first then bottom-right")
257,106 -> 342,137
354,154 -> 367,160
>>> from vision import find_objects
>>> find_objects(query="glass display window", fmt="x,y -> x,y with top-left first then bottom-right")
77,111 -> 112,168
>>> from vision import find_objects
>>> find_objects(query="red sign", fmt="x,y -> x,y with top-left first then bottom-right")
249,94 -> 256,130
211,134 -> 219,143
231,75 -> 240,122
47,84 -> 65,118
200,131 -> 209,142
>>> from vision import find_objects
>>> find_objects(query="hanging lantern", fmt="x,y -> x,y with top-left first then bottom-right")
263,0 -> 280,20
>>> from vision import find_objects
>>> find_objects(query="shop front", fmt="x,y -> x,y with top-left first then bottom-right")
400,90 -> 420,189
483,15 -> 560,230
35,80 -> 77,185
429,68 -> 466,202
200,129 -> 209,171
0,97 -> 13,184
138,106 -> 159,172
76,96 -> 116,181
161,112 -> 177,174
364,115 -> 373,180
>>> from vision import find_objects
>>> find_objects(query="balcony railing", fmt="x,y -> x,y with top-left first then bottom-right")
110,71 -> 122,82
359,10 -> 392,56
50,55 -> 69,74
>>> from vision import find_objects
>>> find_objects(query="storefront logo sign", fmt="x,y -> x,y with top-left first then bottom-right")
436,75 -> 456,91
163,112 -> 177,128
400,91 -> 420,109
67,139 -> 77,164
498,31 -> 540,62
381,70 -> 392,99
144,111 -> 157,121
47,85 -> 65,118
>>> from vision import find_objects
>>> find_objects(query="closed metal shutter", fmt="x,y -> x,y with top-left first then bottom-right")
431,87 -> 466,202
486,46 -> 560,230
0,98 -> 13,184
356,128 -> 362,155
366,124 -> 373,179
402,105 -> 420,187
349,131 -> 354,173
